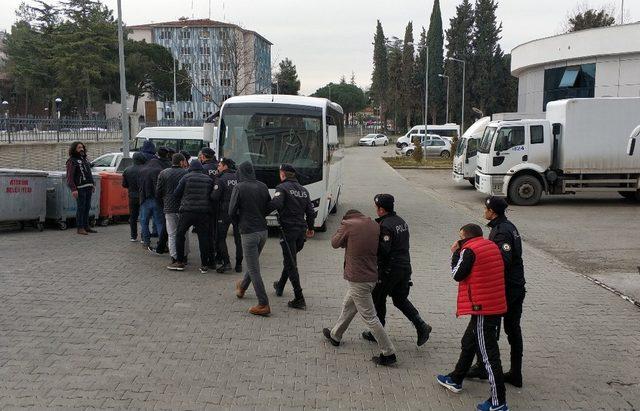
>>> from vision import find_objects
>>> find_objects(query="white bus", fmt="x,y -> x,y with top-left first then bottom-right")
395,123 -> 460,148
209,95 -> 344,231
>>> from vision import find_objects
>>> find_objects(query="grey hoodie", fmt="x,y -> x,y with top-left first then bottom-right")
228,162 -> 271,234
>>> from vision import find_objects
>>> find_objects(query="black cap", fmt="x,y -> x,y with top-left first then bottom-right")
280,163 -> 296,174
200,147 -> 216,158
220,157 -> 236,169
179,150 -> 191,161
374,193 -> 394,212
485,196 -> 508,215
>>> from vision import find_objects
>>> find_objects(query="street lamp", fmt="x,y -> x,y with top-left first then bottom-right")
1,100 -> 8,118
438,74 -> 450,124
55,97 -> 62,119
447,57 -> 466,133
117,0 -> 130,157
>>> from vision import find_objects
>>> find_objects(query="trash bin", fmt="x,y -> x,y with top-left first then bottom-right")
46,172 -> 101,230
0,168 -> 47,231
98,172 -> 129,225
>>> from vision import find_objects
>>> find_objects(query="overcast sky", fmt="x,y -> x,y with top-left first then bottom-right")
1,0 -> 637,95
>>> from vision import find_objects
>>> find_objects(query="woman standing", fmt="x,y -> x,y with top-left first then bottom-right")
66,141 -> 96,235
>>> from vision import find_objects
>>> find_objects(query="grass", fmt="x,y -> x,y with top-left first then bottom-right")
383,155 -> 453,169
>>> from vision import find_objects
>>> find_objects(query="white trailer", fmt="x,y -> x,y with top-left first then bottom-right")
475,98 -> 640,205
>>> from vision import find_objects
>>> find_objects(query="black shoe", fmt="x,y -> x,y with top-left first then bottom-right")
148,246 -> 161,255
361,330 -> 376,343
416,322 -> 432,347
216,263 -> 231,273
322,328 -> 340,346
171,257 -> 177,264
273,281 -> 283,297
466,363 -> 488,380
372,353 -> 397,366
503,371 -> 523,388
234,262 -> 242,273
287,297 -> 306,310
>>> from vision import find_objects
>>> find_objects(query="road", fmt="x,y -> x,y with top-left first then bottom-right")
0,145 -> 638,409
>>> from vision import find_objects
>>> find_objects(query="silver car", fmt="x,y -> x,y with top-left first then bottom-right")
396,134 -> 452,158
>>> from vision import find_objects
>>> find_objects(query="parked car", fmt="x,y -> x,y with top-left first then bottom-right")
91,152 -> 126,172
359,133 -> 389,146
396,134 -> 452,158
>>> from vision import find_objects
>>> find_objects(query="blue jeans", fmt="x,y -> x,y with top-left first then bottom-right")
76,187 -> 92,229
140,199 -> 164,245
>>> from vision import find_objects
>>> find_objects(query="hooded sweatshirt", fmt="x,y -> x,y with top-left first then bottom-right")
174,159 -> 214,214
228,161 -> 271,234
140,140 -> 157,161
122,152 -> 147,199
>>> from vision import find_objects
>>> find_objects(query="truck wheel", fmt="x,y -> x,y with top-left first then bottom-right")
406,149 -> 414,156
508,175 -> 542,206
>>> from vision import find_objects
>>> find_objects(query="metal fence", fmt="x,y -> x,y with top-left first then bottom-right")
0,117 -> 123,143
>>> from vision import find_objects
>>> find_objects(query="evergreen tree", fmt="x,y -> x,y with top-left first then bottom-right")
370,20 -> 388,129
567,7 -> 615,32
312,81 -> 366,125
414,27 -> 428,125
494,49 -> 517,113
401,22 -> 415,129
426,0 -> 445,124
445,0 -> 474,128
275,58 -> 301,95
471,0 -> 502,116
386,38 -> 403,132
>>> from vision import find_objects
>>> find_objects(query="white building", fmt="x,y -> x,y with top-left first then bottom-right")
512,22 -> 640,117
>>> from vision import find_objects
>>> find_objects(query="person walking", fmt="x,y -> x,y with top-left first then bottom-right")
323,209 -> 397,366
211,158 -> 242,273
156,153 -> 189,264
229,161 -> 271,317
466,197 -> 526,388
362,194 -> 432,346
150,147 -> 172,254
167,159 -> 214,273
268,164 -> 315,310
436,223 -> 509,411
122,152 -> 146,242
65,141 -> 96,235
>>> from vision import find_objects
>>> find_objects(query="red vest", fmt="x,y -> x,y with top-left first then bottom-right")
456,237 -> 507,317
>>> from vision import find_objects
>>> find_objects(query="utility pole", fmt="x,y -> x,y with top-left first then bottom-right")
117,0 -> 129,157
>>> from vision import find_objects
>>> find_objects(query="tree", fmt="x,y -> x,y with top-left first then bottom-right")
386,37 -> 403,132
414,27 -> 427,125
311,80 -> 366,125
445,0 -> 474,127
401,22 -> 415,129
370,20 -> 388,129
471,0 -> 502,116
426,0 -> 445,124
566,5 -> 615,32
275,58 -> 300,95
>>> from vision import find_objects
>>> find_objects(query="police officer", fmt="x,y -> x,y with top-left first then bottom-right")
199,147 -> 219,266
362,194 -> 432,347
268,164 -> 315,310
199,147 -> 218,178
467,196 -> 526,388
211,158 -> 242,273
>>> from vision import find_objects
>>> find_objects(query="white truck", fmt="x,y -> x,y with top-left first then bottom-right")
475,98 -> 640,205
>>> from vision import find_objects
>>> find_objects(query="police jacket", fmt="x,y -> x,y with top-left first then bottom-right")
267,177 -> 315,232
201,159 -> 218,179
156,166 -> 188,213
211,169 -> 238,214
488,215 -> 525,289
65,154 -> 94,191
228,162 -> 271,235
174,162 -> 213,214
376,212 -> 411,275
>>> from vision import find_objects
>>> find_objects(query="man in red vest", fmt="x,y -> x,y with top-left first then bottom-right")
437,223 -> 509,411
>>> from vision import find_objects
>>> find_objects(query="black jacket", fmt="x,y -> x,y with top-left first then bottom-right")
65,154 -> 94,191
156,166 -> 188,213
267,178 -> 315,232
488,215 -> 525,289
376,212 -> 411,276
211,168 -> 238,215
138,160 -> 163,203
228,162 -> 271,234
202,159 -> 218,179
158,157 -> 171,170
122,153 -> 146,200
174,161 -> 214,214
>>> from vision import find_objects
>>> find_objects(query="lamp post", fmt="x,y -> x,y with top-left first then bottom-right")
116,0 -> 130,157
447,57 -> 466,133
55,97 -> 62,119
438,74 -> 450,124
2,100 -> 9,143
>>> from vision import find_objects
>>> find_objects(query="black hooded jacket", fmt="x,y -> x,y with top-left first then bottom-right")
211,168 -> 238,215
138,158 -> 163,203
174,160 -> 214,214
267,177 -> 315,232
228,162 -> 271,234
488,215 -> 525,289
122,152 -> 146,200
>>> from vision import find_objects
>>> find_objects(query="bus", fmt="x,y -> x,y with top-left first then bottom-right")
207,95 -> 344,231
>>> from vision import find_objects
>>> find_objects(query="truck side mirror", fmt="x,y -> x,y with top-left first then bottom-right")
628,138 -> 636,156
552,123 -> 561,136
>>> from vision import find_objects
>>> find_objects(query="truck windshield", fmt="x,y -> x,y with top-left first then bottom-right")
456,138 -> 466,156
220,106 -> 323,188
478,127 -> 497,154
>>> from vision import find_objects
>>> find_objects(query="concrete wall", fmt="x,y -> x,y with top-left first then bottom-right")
0,139 -> 124,171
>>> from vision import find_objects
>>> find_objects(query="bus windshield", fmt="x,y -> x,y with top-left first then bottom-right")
220,105 -> 323,188
478,127 -> 497,154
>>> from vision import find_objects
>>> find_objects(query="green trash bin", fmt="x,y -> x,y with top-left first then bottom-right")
0,168 -> 48,231
46,172 -> 101,230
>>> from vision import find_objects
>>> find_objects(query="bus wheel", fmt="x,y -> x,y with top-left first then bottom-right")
508,175 -> 542,206
619,191 -> 640,201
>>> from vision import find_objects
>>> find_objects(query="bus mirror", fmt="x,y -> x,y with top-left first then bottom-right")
328,125 -> 338,145
203,122 -> 215,142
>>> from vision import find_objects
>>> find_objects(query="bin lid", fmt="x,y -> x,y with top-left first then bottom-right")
0,168 -> 49,177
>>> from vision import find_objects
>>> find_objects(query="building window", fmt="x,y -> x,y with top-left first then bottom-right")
182,63 -> 192,71
159,30 -> 172,40
180,30 -> 190,39
200,46 -> 211,55
543,64 -> 596,111
220,62 -> 231,71
200,62 -> 211,71
164,111 -> 174,119
200,78 -> 211,87
181,47 -> 191,55
222,94 -> 232,101
200,30 -> 210,38
183,111 -> 194,119
220,79 -> 231,87
204,94 -> 211,102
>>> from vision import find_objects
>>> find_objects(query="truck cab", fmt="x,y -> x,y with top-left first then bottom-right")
453,117 -> 490,185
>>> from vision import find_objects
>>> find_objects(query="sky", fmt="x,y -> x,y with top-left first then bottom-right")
1,0 -> 638,95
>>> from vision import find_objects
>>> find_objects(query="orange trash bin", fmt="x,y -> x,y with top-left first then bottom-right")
98,172 -> 130,225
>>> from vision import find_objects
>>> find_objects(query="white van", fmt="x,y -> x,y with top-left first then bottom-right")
396,124 -> 460,148
132,126 -> 214,156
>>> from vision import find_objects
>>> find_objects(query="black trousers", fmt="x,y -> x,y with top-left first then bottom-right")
156,213 -> 168,253
176,212 -> 211,267
216,214 -> 242,265
128,197 -> 140,239
504,287 -> 525,376
449,315 -> 506,406
76,187 -> 92,229
373,268 -> 421,327
276,229 -> 306,299
208,208 -> 217,265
